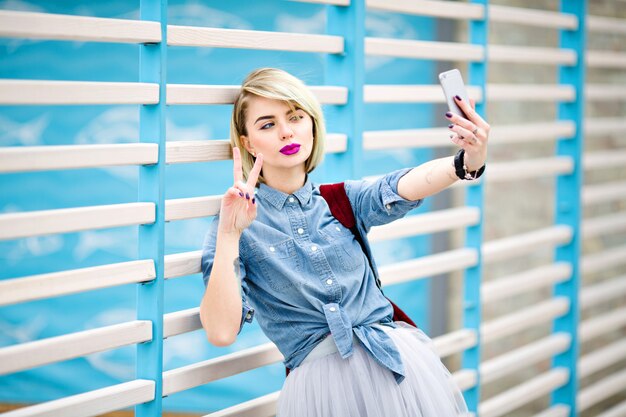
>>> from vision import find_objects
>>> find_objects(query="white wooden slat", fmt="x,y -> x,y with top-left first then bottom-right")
596,399 -> 626,417
489,45 -> 576,66
583,213 -> 626,239
489,5 -> 577,29
368,207 -> 481,242
0,379 -> 155,417
0,143 -> 158,173
0,10 -> 161,43
452,369 -> 478,391
579,339 -> 626,379
533,405 -> 570,417
204,391 -> 280,417
586,84 -> 626,102
0,80 -> 159,105
584,150 -> 626,170
365,37 -> 483,61
481,333 -> 571,384
578,368 -> 626,412
432,329 -> 477,358
164,250 -> 201,279
163,344 -> 283,396
166,134 -> 346,164
583,181 -> 626,206
579,307 -> 626,343
163,307 -> 201,338
0,320 -> 151,375
489,121 -> 575,145
486,156 -> 574,182
165,196 -> 221,221
481,263 -> 572,304
167,84 -> 348,105
487,84 -> 575,102
366,0 -> 484,21
324,133 -> 348,153
292,0 -> 350,5
0,260 -> 155,306
379,248 -> 479,286
0,202 -> 155,240
581,245 -> 626,275
587,51 -> 626,69
584,117 -> 626,136
580,275 -> 626,310
587,15 -> 626,35
168,26 -> 343,53
482,226 -> 573,265
479,368 -> 569,417
364,84 -> 483,103
481,298 -> 570,344
166,140 -> 232,164
363,127 -> 450,150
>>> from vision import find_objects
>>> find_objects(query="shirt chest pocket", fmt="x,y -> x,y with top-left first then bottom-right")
250,237 -> 301,291
319,222 -> 364,272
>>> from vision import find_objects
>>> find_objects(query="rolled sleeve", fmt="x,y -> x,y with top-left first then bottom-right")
345,167 -> 423,230
201,217 -> 255,335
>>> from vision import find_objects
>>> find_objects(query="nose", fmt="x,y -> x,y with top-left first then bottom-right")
279,123 -> 294,140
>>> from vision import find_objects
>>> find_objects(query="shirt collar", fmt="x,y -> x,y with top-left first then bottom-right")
257,176 -> 313,210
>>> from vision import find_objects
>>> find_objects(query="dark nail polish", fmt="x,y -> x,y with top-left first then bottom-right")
245,193 -> 250,199
455,95 -> 462,101
445,112 -> 453,118
448,124 -> 454,129
239,192 -> 244,197
252,198 -> 256,204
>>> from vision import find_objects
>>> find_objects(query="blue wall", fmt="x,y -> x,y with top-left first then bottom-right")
0,0 -> 436,412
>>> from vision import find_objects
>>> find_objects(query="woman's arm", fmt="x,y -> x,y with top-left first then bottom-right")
200,230 -> 244,346
397,96 -> 490,201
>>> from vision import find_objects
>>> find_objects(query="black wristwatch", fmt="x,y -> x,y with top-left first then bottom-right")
454,149 -> 486,180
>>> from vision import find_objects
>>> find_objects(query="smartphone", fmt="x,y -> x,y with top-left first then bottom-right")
438,69 -> 470,118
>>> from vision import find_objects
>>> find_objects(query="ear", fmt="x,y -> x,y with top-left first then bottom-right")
240,135 -> 255,156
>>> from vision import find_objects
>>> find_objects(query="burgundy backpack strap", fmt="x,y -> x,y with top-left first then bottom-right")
319,183 -> 355,229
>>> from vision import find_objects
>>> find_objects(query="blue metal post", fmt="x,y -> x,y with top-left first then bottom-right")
552,1 -> 586,415
462,0 -> 488,413
137,0 -> 166,415
325,0 -> 365,181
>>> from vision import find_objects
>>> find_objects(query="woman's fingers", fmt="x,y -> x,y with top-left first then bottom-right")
233,147 -> 244,184
247,153 -> 264,189
450,96 -> 489,131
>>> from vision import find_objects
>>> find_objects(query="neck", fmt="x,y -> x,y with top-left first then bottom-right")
262,165 -> 307,195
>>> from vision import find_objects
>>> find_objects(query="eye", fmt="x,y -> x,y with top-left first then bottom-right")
260,122 -> 274,130
290,114 -> 304,122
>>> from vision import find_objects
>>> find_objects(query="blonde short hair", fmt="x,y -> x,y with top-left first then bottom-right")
230,68 -> 326,186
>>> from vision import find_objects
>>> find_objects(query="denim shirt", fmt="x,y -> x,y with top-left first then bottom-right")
201,168 -> 423,384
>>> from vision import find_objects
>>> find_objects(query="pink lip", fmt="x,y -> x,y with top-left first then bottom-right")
280,144 -> 301,155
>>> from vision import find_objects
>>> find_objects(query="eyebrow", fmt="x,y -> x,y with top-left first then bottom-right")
254,108 -> 300,125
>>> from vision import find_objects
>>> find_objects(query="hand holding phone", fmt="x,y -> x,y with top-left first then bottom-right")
438,69 -> 470,118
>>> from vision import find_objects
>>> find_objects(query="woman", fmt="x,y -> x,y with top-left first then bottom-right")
201,68 -> 488,416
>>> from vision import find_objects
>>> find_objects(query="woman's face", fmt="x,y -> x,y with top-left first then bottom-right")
242,95 -> 314,174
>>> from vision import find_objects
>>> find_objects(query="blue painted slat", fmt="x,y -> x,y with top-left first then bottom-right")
136,0 -> 167,416
325,1 -> 365,182
552,1 -> 586,415
462,0 -> 488,413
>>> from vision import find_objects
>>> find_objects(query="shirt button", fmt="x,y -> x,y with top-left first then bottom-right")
288,197 -> 295,203
385,204 -> 392,210
326,279 -> 333,285
269,246 -> 275,252
311,245 -> 318,252
297,228 -> 304,234
329,307 -> 336,312
335,226 -> 341,231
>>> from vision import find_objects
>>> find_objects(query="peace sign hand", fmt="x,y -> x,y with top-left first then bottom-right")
217,147 -> 264,236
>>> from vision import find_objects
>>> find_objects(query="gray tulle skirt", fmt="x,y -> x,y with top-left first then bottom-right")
276,322 -> 470,417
